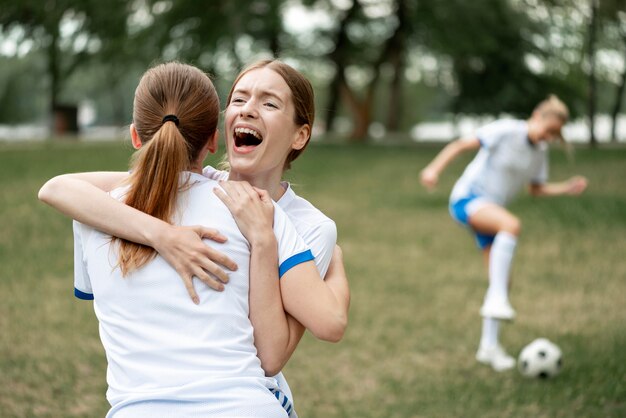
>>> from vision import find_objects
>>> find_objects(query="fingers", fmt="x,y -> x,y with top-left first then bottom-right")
203,246 -> 238,272
252,186 -> 272,204
181,270 -> 226,305
213,185 -> 234,208
569,176 -> 588,195
181,276 -> 201,305
191,267 -> 227,290
194,226 -> 227,243
181,261 -> 232,303
419,170 -> 438,191
214,181 -> 252,212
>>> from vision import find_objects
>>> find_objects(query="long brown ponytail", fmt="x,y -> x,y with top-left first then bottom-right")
115,62 -> 220,275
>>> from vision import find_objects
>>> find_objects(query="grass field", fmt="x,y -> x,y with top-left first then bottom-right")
1,140 -> 625,417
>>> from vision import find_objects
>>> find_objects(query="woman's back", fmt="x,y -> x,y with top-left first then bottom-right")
74,173 -> 299,417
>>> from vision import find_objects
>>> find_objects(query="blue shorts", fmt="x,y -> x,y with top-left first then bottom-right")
449,195 -> 495,249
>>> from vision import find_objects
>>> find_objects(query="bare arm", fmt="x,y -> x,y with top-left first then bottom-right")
529,176 -> 588,197
214,181 -> 349,375
420,137 -> 481,190
268,246 -> 348,374
38,172 -> 237,302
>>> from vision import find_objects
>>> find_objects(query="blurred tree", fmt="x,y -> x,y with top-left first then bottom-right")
0,53 -> 48,124
598,0 -> 626,142
313,0 -> 413,140
0,0 -> 130,134
416,0 -> 562,117
321,0 -> 360,134
142,0 -> 285,78
587,0 -> 599,147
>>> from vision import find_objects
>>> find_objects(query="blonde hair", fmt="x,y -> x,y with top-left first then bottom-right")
534,94 -> 569,123
115,62 -> 220,275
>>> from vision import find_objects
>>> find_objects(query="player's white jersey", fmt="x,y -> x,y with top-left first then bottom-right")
203,166 -> 337,412
73,172 -> 313,418
450,119 -> 548,206
203,166 -> 337,278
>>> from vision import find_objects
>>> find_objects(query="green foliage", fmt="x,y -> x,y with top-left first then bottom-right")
0,53 -> 48,123
0,0 -> 624,135
1,141 -> 625,417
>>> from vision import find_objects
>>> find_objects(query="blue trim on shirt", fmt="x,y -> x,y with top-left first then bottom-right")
279,249 -> 314,278
74,288 -> 94,300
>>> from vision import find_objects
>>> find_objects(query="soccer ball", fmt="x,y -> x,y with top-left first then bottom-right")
518,338 -> 562,378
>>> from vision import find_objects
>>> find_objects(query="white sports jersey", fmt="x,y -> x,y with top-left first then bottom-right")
203,166 -> 337,278
73,172 -> 314,418
450,119 -> 548,206
203,166 -> 337,411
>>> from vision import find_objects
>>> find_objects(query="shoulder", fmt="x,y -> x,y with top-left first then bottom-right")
279,186 -> 335,231
477,119 -> 526,147
202,165 -> 229,181
279,185 -> 337,246
484,119 -> 525,135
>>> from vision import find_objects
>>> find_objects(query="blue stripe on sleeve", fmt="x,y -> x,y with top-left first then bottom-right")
74,288 -> 94,300
279,249 -> 314,278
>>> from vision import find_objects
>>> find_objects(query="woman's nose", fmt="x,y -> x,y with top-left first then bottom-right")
240,100 -> 257,118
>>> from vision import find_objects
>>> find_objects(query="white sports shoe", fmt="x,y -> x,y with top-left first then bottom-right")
476,345 -> 516,372
480,297 -> 516,320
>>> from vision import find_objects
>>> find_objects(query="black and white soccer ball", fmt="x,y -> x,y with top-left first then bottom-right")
518,338 -> 562,378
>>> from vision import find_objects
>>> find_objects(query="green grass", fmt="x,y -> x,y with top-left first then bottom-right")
1,140 -> 625,417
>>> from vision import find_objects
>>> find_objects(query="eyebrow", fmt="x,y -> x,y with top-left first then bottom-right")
232,88 -> 285,104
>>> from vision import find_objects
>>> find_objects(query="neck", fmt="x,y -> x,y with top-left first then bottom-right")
228,169 -> 287,201
526,120 -> 539,144
189,161 -> 203,174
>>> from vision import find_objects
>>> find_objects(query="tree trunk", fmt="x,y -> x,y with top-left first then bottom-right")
340,81 -> 372,141
324,71 -> 343,133
324,2 -> 359,133
48,26 -> 59,116
587,0 -> 599,147
386,0 -> 408,132
387,50 -> 405,132
610,37 -> 626,143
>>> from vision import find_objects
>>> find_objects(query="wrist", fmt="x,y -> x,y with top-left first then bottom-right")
248,228 -> 277,249
147,220 -> 173,248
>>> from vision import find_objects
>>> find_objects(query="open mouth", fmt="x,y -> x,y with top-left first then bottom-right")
234,127 -> 263,148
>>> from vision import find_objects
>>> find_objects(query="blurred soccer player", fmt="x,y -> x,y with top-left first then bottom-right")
420,95 -> 587,371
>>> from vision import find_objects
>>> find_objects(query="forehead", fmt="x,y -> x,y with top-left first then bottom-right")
541,114 -> 564,130
233,67 -> 291,99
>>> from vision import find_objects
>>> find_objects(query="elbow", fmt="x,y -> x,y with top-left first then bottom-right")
257,348 -> 289,376
259,357 -> 283,377
38,177 -> 61,204
311,312 -> 348,343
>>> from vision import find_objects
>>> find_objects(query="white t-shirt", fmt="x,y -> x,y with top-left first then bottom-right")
73,172 -> 314,418
450,119 -> 548,206
202,166 -> 337,408
203,166 -> 337,278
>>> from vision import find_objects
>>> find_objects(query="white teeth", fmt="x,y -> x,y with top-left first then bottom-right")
234,127 -> 261,140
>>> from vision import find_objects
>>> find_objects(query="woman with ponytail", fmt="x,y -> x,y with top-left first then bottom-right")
41,62 -> 347,417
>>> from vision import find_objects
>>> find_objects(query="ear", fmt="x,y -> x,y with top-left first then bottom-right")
130,124 -> 142,149
291,125 -> 310,151
207,130 -> 219,154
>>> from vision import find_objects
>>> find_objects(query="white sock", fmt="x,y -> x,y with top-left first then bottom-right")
480,317 -> 500,348
486,231 -> 517,302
